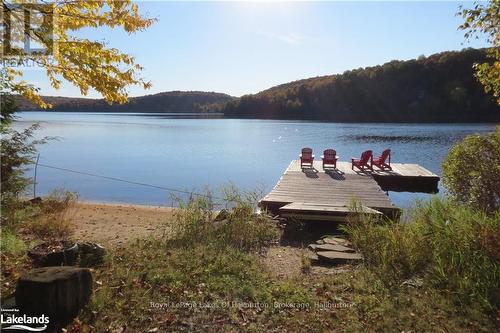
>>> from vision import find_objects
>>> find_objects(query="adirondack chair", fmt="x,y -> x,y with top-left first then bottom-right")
322,149 -> 338,169
372,149 -> 392,170
300,148 -> 314,168
351,150 -> 373,171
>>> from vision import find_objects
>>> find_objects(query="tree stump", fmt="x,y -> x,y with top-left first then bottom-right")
15,266 -> 92,324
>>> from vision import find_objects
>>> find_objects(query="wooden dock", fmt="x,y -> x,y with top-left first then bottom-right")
259,160 -> 439,221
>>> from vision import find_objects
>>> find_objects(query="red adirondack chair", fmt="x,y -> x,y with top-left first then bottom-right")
372,149 -> 392,170
322,149 -> 338,169
300,148 -> 314,168
351,150 -> 373,171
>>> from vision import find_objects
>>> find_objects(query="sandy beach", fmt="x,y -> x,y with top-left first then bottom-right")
71,201 -> 176,245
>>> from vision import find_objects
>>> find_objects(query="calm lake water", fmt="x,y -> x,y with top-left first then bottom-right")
12,112 -> 497,210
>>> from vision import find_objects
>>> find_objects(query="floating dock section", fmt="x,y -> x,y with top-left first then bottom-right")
259,160 -> 439,221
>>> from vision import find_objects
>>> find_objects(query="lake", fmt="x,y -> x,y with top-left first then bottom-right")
12,112 -> 497,210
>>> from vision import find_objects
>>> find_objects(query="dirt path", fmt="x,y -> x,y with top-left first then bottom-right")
261,246 -> 307,278
70,202 -> 175,246
261,245 -> 357,278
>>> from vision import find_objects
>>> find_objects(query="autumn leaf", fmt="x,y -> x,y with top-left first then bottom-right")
2,0 -> 156,107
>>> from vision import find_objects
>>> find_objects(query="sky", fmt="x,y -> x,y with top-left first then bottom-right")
22,0 -> 489,98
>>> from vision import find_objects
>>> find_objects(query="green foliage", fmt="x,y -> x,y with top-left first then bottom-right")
168,187 -> 279,252
442,127 -> 500,213
0,91 -> 47,221
343,210 -> 430,284
0,226 -> 31,297
80,238 -> 313,332
1,69 -> 19,128
0,83 -> 18,130
78,228 -> 498,332
0,69 -> 55,223
0,190 -> 77,297
223,48 -> 499,122
0,228 -> 27,255
71,190 -> 498,332
336,267 -> 495,333
459,0 -> 500,104
344,197 -> 500,310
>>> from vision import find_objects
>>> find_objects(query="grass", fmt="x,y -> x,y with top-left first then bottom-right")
0,227 -> 30,297
168,191 -> 279,251
0,228 -> 27,255
344,197 -> 500,311
78,239 -> 316,332
73,238 -> 497,332
70,193 -> 498,332
22,190 -> 78,240
0,189 -> 77,297
1,187 -> 498,331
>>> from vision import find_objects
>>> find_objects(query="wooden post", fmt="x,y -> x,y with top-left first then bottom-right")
33,153 -> 40,198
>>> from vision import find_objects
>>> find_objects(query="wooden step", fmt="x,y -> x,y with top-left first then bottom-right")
316,251 -> 363,265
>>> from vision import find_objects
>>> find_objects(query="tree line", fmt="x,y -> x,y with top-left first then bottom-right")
223,48 -> 499,122
16,91 -> 234,113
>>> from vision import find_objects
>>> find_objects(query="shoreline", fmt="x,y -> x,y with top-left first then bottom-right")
15,110 -> 500,124
77,199 -> 175,211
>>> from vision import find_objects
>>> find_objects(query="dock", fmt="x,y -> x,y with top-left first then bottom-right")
259,160 -> 439,221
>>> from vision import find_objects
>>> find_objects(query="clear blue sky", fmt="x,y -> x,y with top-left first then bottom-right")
24,1 -> 489,98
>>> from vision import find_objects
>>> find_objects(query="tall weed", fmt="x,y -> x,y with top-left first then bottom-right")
24,190 -> 78,240
168,186 -> 278,251
344,197 -> 500,309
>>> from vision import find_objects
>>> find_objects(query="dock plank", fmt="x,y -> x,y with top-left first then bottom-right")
280,202 -> 382,214
260,159 -> 440,220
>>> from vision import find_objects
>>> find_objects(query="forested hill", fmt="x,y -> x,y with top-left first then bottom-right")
223,48 -> 500,122
17,91 -> 234,113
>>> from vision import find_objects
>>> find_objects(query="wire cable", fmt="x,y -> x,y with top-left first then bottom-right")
36,163 -> 224,201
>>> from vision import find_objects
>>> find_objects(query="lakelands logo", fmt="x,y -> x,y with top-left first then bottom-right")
0,309 -> 49,331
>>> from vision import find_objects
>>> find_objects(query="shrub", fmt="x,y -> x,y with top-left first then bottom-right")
343,203 -> 431,284
413,199 -> 500,309
442,127 -> 500,214
0,90 -> 49,224
24,190 -> 78,240
0,227 -> 31,297
344,197 -> 500,309
0,227 -> 27,255
168,187 -> 279,251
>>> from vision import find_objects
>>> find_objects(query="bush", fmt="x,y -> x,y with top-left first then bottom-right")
0,228 -> 27,255
24,190 -> 78,240
343,203 -> 431,284
442,127 -> 500,214
168,187 -> 279,251
0,227 -> 31,297
344,197 -> 500,309
0,90 -> 48,224
413,199 -> 500,309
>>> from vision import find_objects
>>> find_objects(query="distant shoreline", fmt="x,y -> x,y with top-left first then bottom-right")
15,110 -> 499,124
18,110 -> 225,115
